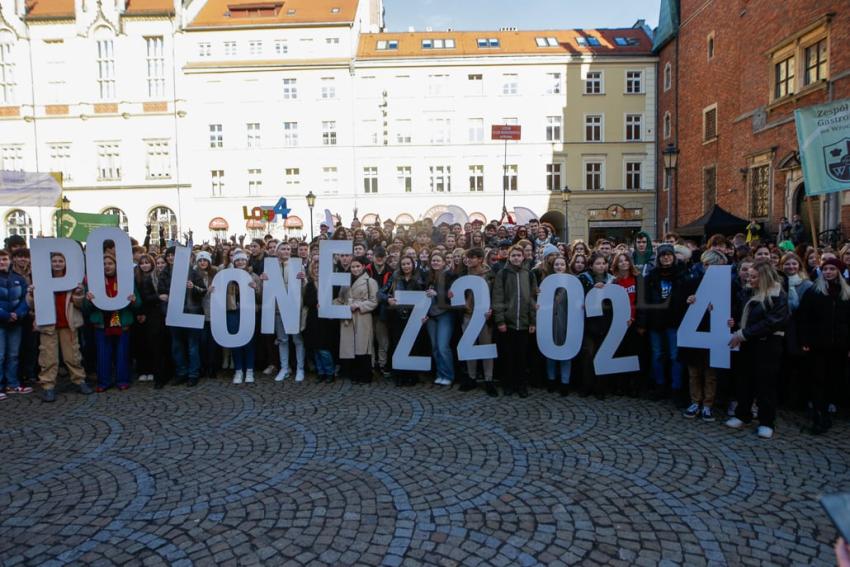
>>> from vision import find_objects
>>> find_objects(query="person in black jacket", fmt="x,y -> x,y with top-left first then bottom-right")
303,260 -> 338,383
157,249 -> 207,387
637,244 -> 691,405
132,253 -> 162,385
382,256 -> 426,387
725,262 -> 789,440
796,257 -> 850,434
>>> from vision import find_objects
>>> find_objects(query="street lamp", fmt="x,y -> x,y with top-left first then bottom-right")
662,143 -> 679,235
560,185 -> 571,243
305,191 -> 316,240
55,195 -> 70,236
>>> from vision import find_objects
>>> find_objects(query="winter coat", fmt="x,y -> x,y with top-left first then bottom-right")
797,282 -> 850,351
0,269 -> 29,324
734,284 -> 789,342
492,262 -> 537,331
30,287 -> 85,331
336,272 -> 378,358
275,259 -> 307,333
367,262 -> 393,321
637,261 -> 691,331
632,230 -> 655,274
463,267 -> 495,316
380,270 -> 424,321
579,271 -> 615,338
137,272 -> 161,318
424,270 -> 457,319
303,280 -> 338,352
157,264 -> 208,316
83,279 -> 141,329
225,270 -> 261,312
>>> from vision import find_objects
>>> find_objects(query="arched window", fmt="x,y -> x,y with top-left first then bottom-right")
147,206 -> 177,242
663,111 -> 672,140
5,209 -> 33,243
663,62 -> 672,92
101,207 -> 128,232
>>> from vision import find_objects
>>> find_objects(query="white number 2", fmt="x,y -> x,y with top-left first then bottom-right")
585,284 -> 639,375
450,275 -> 498,361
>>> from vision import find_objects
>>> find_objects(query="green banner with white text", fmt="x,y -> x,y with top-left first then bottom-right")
795,98 -> 850,196
57,210 -> 120,242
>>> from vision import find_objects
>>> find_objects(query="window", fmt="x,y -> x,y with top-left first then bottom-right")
585,161 -> 603,190
625,161 -> 642,190
396,166 -> 412,192
320,77 -> 336,99
625,70 -> 642,94
248,168 -> 262,196
101,207 -> 128,232
44,41 -> 64,103
147,206 -> 177,242
322,121 -> 337,145
96,142 -> 120,180
429,166 -> 451,192
282,78 -> 298,99
576,37 -> 587,47
421,39 -> 432,49
363,166 -> 378,193
585,71 -> 602,94
198,42 -> 211,57
477,38 -> 500,48
502,164 -> 518,192
224,41 -> 237,56
427,74 -> 449,97
209,124 -> 223,148
283,122 -> 298,146
322,166 -> 338,194
804,39 -> 827,85
421,38 -> 455,49
145,37 -> 165,98
703,105 -> 717,141
546,72 -> 562,95
96,39 -> 115,100
663,112 -> 672,140
5,210 -> 33,243
774,56 -> 794,99
469,165 -> 484,192
145,140 -> 171,179
248,40 -> 263,55
275,40 -> 288,55
48,143 -> 72,181
750,164 -> 770,218
546,163 -> 561,191
502,73 -> 518,95
285,167 -> 300,189
377,40 -> 399,50
625,114 -> 642,141
246,123 -> 261,148
707,32 -> 715,60
0,145 -> 23,171
211,170 -> 225,196
546,116 -> 562,142
586,37 -> 601,47
468,118 -> 484,142
361,119 -> 379,145
467,73 -> 484,96
429,118 -> 451,144
703,166 -> 716,212
536,36 -> 559,47
585,115 -> 602,142
395,119 -> 412,144
663,62 -> 672,92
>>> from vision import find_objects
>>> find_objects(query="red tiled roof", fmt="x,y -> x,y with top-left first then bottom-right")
189,0 -> 358,28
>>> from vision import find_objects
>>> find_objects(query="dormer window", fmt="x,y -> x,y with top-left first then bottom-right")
576,37 -> 587,46
587,37 -> 601,47
377,40 -> 398,50
535,37 -> 559,47
287,8 -> 295,15
227,2 -> 282,18
615,37 -> 628,46
477,38 -> 500,48
330,7 -> 340,13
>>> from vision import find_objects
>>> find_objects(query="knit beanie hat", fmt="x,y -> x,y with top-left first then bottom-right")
233,251 -> 249,263
700,249 -> 727,266
821,257 -> 844,272
656,244 -> 675,257
195,251 -> 212,265
542,243 -> 560,259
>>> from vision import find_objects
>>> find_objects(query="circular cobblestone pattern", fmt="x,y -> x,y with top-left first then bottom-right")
1,378 -> 848,566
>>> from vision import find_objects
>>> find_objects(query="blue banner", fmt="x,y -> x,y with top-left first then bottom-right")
795,98 -> 850,196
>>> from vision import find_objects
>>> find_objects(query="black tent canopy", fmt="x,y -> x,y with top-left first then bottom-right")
676,205 -> 749,237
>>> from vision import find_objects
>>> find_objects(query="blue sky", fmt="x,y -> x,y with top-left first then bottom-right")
383,0 -> 661,32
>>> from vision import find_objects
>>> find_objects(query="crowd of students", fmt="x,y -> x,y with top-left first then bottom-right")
1,214 -> 847,441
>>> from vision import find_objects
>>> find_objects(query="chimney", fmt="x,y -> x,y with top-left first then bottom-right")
407,26 -> 415,32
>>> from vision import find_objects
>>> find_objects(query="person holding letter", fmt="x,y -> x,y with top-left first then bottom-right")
225,251 -> 261,384
335,256 -> 378,384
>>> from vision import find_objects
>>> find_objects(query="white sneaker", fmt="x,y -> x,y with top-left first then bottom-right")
275,369 -> 290,382
725,417 -> 745,429
245,370 -> 255,383
262,365 -> 277,376
295,370 -> 305,382
232,370 -> 244,385
757,426 -> 774,439
727,401 -> 738,417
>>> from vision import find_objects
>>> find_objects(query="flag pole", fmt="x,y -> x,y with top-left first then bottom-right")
806,196 -> 819,262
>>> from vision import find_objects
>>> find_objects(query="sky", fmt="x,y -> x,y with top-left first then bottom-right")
383,0 -> 661,32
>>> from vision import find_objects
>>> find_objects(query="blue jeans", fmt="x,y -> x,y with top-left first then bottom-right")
227,311 -> 255,372
170,326 -> 202,379
426,312 -> 455,381
0,325 -> 23,389
314,349 -> 335,375
649,328 -> 682,390
546,358 -> 571,384
95,329 -> 131,389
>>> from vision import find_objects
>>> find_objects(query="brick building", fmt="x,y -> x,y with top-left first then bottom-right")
654,0 -> 850,240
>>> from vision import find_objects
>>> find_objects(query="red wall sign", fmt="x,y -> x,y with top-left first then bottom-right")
491,125 -> 522,141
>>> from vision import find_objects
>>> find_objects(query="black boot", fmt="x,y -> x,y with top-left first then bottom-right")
458,377 -> 477,392
559,382 -> 570,397
484,382 -> 499,397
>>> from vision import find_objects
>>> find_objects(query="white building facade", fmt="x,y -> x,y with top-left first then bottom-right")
0,0 -> 656,243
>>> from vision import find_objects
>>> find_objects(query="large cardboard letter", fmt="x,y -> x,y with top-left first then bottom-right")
165,245 -> 204,329
85,227 -> 133,312
677,265 -> 733,369
318,240 -> 352,319
31,238 -> 85,326
536,274 -> 584,361
261,257 -> 302,335
585,284 -> 640,375
391,291 -> 431,371
450,275 -> 497,361
210,268 -> 255,348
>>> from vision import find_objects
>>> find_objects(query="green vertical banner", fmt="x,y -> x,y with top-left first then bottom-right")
795,98 -> 850,196
58,210 -> 120,241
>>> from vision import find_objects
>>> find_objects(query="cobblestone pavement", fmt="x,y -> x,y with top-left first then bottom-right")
1,378 -> 848,566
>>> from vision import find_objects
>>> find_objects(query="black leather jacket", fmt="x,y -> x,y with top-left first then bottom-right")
738,285 -> 789,341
